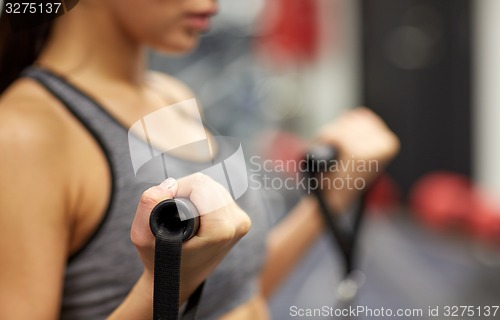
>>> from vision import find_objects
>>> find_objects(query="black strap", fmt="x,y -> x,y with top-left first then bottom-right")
153,228 -> 183,320
310,185 -> 360,275
153,226 -> 205,320
182,282 -> 205,320
308,176 -> 366,276
304,145 -> 368,277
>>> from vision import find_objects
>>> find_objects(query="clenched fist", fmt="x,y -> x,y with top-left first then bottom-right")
130,173 -> 251,303
315,107 -> 400,212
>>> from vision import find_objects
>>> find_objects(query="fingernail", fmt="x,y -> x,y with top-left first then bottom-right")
160,177 -> 176,190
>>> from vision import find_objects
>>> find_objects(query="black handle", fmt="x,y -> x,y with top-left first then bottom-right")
303,144 -> 339,173
150,198 -> 200,242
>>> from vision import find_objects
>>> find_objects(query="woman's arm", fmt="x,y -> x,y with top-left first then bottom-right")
260,108 -> 400,298
107,273 -> 154,320
0,99 -> 72,319
0,89 -> 165,320
260,196 -> 323,298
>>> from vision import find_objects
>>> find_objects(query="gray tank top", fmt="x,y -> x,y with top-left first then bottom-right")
23,67 -> 269,320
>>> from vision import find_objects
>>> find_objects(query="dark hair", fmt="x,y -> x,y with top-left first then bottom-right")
0,14 -> 53,94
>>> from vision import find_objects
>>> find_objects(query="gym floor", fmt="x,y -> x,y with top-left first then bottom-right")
269,213 -> 500,319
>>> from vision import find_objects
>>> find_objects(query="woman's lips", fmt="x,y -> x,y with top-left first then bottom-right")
185,14 -> 212,31
185,7 -> 217,31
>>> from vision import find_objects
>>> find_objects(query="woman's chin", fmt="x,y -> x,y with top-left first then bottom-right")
151,35 -> 200,56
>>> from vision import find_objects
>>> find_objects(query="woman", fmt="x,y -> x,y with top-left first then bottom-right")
0,1 -> 399,319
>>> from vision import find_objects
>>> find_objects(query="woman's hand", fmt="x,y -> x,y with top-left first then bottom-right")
130,173 -> 252,303
315,107 -> 400,212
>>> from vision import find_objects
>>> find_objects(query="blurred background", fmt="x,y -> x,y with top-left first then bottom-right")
149,0 -> 500,318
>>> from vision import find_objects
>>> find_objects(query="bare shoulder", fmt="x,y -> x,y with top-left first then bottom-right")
0,78 -> 72,167
0,78 -> 74,234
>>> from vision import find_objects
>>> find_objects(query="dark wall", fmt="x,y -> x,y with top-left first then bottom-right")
361,0 -> 472,197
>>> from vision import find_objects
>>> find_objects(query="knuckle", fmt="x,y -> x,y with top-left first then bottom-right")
193,172 -> 210,184
236,213 -> 252,236
385,133 -> 400,155
391,133 -> 401,149
139,187 -> 162,207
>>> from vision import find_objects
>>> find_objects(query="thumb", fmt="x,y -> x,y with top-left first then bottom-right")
130,178 -> 178,248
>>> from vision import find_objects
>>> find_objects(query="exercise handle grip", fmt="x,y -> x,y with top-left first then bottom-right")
303,144 -> 339,173
150,198 -> 200,241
